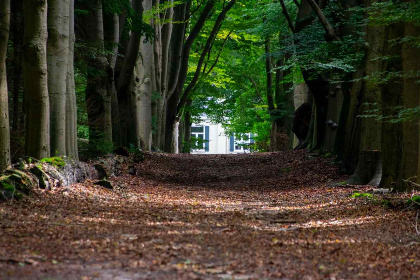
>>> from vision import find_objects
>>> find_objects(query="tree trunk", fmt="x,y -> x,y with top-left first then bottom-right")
163,1 -> 190,152
154,2 -> 174,149
295,0 -> 329,150
104,13 -> 121,147
117,0 -> 143,147
65,0 -> 78,159
398,22 -> 420,191
82,0 -> 113,148
48,0 -> 70,156
11,0 -> 23,135
380,23 -> 404,189
264,34 -> 276,152
0,0 -> 11,170
165,0 -> 217,152
349,1 -> 385,182
133,0 -> 153,150
346,151 -> 382,186
183,99 -> 192,153
23,0 -> 50,159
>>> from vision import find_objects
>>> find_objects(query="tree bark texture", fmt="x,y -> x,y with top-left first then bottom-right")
117,0 -> 143,147
399,22 -> 420,190
380,23 -> 404,189
23,0 -> 50,159
0,0 -> 11,170
132,0 -> 153,150
65,0 -> 78,159
48,0 -> 70,156
104,13 -> 121,147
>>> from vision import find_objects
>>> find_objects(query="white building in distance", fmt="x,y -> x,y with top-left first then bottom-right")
191,118 -> 254,154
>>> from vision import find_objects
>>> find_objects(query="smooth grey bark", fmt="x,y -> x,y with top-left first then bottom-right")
155,0 -> 178,150
104,13 -> 121,146
133,0 -> 153,150
0,0 -> 11,170
66,0 -> 78,159
48,0 -> 70,156
23,0 -> 50,159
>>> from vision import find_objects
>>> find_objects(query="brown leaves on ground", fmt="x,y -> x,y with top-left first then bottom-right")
0,150 -> 419,280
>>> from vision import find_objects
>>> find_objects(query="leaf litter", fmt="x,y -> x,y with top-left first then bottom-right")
0,150 -> 419,280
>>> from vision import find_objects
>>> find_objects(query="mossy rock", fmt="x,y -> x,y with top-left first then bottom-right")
0,176 -> 17,200
29,165 -> 50,190
0,170 -> 36,201
4,169 -> 37,194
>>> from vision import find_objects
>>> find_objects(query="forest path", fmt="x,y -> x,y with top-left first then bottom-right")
0,151 -> 419,280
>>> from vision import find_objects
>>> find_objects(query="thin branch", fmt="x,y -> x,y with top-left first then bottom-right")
205,30 -> 232,75
177,0 -> 236,113
186,0 -> 204,21
249,77 -> 264,103
306,0 -> 340,41
278,0 -> 295,33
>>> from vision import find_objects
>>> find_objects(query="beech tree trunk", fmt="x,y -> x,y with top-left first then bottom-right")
183,99 -> 192,153
48,0 -> 70,156
398,22 -> 420,191
117,0 -> 143,147
155,1 -> 174,149
23,0 -> 50,159
0,0 -> 11,170
65,0 -> 78,159
133,0 -> 153,150
380,23 -> 404,189
163,1 -> 190,152
104,13 -> 121,147
346,4 -> 384,185
294,0 -> 329,150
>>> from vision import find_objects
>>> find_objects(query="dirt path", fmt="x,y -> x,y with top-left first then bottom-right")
0,151 -> 419,280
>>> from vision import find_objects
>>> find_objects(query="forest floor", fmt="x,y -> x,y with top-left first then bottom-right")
0,150 -> 419,280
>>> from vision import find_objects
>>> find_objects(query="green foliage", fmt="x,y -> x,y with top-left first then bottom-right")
182,137 -> 209,153
407,195 -> 420,208
351,192 -> 374,199
367,1 -> 420,26
359,103 -> 420,124
40,157 -> 66,168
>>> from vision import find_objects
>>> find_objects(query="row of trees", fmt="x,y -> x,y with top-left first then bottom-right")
181,0 -> 420,191
0,0 -> 238,167
0,0 -> 419,191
